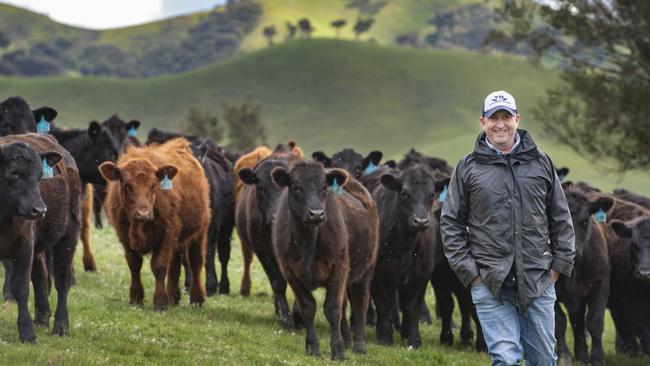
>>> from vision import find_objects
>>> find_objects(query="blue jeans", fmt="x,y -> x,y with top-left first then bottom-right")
471,281 -> 557,366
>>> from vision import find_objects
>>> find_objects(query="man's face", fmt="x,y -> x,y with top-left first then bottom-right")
480,110 -> 520,149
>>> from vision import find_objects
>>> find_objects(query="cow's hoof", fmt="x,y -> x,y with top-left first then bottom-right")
83,258 -> 97,272
353,340 -> 366,354
306,340 -> 321,357
19,334 -> 37,344
35,311 -> 50,327
331,341 -> 346,361
52,321 -> 69,337
440,331 -> 453,346
218,281 -> 230,295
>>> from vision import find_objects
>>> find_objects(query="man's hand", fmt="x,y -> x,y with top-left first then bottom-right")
471,276 -> 481,286
550,269 -> 560,283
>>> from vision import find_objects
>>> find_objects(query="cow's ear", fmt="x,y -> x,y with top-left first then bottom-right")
384,159 -> 396,169
326,168 -> 348,188
156,165 -> 178,181
561,181 -> 574,190
556,167 -> 570,178
611,220 -> 633,239
40,151 -> 62,168
312,151 -> 332,167
239,168 -> 258,185
272,167 -> 291,188
380,174 -> 402,191
32,107 -> 57,123
126,120 -> 140,130
88,121 -> 101,139
435,177 -> 451,193
99,162 -> 121,181
363,151 -> 383,168
589,195 -> 614,215
433,207 -> 442,220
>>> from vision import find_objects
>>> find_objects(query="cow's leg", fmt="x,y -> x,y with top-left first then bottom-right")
367,299 -> 376,326
609,298 -> 639,354
340,299 -> 352,348
81,184 -> 97,272
586,286 -> 608,366
51,232 -> 76,336
324,279 -> 346,360
555,302 -> 572,366
289,278 -> 320,357
125,249 -> 144,305
239,240 -> 254,297
348,279 -> 371,354
399,278 -> 427,348
31,252 -> 51,327
569,301 -> 589,363
372,276 -> 395,346
11,239 -> 37,343
167,250 -> 182,305
151,242 -> 174,311
258,254 -> 293,328
92,184 -> 105,230
457,287 -> 475,346
181,253 -> 192,293
420,302 -> 433,325
187,236 -> 206,306
433,278 -> 454,346
204,225 -> 219,297
217,218 -> 233,295
3,259 -> 15,302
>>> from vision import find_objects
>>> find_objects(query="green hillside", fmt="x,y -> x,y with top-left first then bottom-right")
0,39 -> 647,194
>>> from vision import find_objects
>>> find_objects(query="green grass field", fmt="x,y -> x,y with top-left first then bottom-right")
0,226 -> 647,365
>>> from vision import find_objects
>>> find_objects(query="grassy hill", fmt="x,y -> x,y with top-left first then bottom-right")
0,38 -> 648,194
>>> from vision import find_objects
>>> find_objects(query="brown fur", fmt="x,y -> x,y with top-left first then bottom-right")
80,183 -> 96,271
101,138 -> 210,310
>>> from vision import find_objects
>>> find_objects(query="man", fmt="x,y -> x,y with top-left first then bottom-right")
440,90 -> 575,365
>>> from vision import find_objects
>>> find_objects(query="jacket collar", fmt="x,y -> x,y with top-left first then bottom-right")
473,129 -> 540,164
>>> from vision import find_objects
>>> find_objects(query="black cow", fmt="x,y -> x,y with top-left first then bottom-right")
609,216 -> 650,356
236,143 -> 301,328
371,165 -> 445,347
613,188 -> 650,210
272,162 -> 379,359
147,128 -> 236,295
312,149 -> 383,179
0,140 -> 62,342
0,96 -> 56,136
397,148 -> 453,175
1,133 -> 81,339
556,188 -> 613,366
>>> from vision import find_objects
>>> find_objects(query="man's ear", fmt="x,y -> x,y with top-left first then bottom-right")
312,151 -> 332,167
272,167 -> 291,188
380,174 -> 402,191
99,162 -> 121,181
239,168 -> 258,185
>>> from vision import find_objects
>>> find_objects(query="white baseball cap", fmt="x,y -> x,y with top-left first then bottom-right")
483,90 -> 517,117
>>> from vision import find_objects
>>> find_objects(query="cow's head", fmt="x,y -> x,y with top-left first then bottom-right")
0,142 -> 61,219
239,158 -> 289,225
380,166 -> 447,232
99,159 -> 178,222
312,149 -> 382,179
611,218 -> 650,283
102,115 -> 140,152
564,189 -> 613,258
81,121 -> 120,184
271,161 -> 347,225
0,97 -> 57,136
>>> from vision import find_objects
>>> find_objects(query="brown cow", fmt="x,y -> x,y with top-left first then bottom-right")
100,138 -> 210,310
234,141 -> 303,297
272,162 -> 379,359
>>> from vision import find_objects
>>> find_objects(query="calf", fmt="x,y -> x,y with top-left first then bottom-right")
371,165 -> 445,347
100,138 -> 210,310
146,129 -> 236,295
272,161 -> 379,359
236,143 -> 301,326
556,188 -> 613,366
1,133 -> 81,338
0,139 -> 62,342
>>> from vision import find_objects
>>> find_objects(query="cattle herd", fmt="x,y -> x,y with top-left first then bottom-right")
0,96 -> 649,363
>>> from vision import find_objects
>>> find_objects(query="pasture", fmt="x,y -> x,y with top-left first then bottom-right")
0,227 -> 647,365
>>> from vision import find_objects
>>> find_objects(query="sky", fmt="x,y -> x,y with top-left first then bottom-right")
2,0 -> 227,29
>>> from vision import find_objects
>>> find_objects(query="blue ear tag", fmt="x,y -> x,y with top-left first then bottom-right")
594,208 -> 607,223
42,158 -> 53,179
363,162 -> 378,176
36,116 -> 50,133
128,126 -> 137,137
160,174 -> 173,190
558,174 -> 566,182
438,185 -> 448,202
331,178 -> 342,196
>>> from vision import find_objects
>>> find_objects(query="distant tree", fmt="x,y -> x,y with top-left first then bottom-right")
286,22 -> 297,40
263,25 -> 277,46
223,102 -> 266,151
298,18 -> 314,38
182,107 -> 224,143
330,19 -> 347,38
0,31 -> 10,50
396,32 -> 419,48
353,17 -> 375,40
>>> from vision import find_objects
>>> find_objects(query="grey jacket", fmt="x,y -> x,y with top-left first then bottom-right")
440,129 -> 575,311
